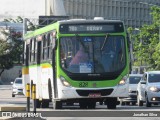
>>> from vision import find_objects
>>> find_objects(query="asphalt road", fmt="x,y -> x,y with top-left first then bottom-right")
0,87 -> 160,120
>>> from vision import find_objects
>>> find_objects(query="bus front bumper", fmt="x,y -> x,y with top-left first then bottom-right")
57,83 -> 128,99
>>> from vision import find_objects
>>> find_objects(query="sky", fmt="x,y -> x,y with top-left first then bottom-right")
0,0 -> 46,19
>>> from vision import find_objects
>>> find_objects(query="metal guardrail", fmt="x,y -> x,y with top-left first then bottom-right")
0,85 -> 12,90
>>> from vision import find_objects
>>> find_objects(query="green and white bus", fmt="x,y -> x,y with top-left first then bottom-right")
22,18 -> 129,109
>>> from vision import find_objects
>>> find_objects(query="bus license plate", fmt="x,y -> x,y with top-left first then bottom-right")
89,93 -> 101,98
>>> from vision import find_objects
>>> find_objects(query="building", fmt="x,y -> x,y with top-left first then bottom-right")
0,0 -> 159,28
63,0 -> 160,28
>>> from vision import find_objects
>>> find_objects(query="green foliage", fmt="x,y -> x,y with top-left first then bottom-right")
128,6 -> 160,70
0,16 -> 38,77
0,20 -> 23,76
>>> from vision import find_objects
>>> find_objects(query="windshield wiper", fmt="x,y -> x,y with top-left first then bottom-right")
101,34 -> 109,51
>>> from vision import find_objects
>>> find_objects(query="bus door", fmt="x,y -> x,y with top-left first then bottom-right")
37,38 -> 42,99
51,31 -> 57,98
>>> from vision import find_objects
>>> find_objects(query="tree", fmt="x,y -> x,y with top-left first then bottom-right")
0,24 -> 23,79
128,6 -> 160,70
0,16 -> 38,81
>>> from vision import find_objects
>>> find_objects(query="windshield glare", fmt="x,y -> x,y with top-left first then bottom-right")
15,79 -> 22,84
60,36 -> 126,73
129,76 -> 142,84
148,74 -> 160,83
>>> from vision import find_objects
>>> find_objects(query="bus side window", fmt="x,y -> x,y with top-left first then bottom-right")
22,42 -> 25,65
49,33 -> 53,59
44,35 -> 48,60
29,39 -> 32,63
49,30 -> 57,58
37,40 -> 41,64
42,35 -> 46,60
34,38 -> 37,62
25,44 -> 29,66
31,38 -> 35,63
32,38 -> 36,63
46,33 -> 51,59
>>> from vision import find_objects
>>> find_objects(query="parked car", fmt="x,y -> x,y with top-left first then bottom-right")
137,71 -> 160,107
119,74 -> 142,105
11,78 -> 23,97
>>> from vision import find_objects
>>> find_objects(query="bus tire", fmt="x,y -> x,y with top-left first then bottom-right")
88,101 -> 96,109
12,94 -> 15,97
42,99 -> 50,108
48,79 -> 52,102
54,101 -> 62,109
107,98 -> 117,109
132,102 -> 136,106
79,102 -> 87,109
126,102 -> 130,105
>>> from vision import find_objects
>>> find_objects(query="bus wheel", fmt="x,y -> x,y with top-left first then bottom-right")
107,98 -> 117,109
132,102 -> 136,106
42,100 -> 50,108
54,100 -> 62,109
79,102 -> 87,109
48,80 -> 52,102
126,102 -> 130,105
88,101 -> 96,109
12,94 -> 15,97
36,99 -> 41,108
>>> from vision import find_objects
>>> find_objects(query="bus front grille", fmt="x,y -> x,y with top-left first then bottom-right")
76,89 -> 113,96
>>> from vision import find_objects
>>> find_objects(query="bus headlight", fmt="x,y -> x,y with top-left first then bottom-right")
119,79 -> 125,85
60,76 -> 71,87
118,76 -> 127,85
149,86 -> 159,92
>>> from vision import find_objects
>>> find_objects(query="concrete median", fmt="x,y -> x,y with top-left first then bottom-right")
0,104 -> 26,112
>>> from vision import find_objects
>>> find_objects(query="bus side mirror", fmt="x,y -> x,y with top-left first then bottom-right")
51,31 -> 57,50
52,38 -> 57,50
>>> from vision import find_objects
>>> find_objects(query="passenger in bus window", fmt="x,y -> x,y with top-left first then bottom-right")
69,46 -> 88,65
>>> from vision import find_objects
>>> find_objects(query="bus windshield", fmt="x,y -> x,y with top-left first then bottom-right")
60,36 -> 126,74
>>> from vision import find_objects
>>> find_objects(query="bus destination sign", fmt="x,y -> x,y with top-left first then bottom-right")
68,25 -> 114,32
59,23 -> 124,33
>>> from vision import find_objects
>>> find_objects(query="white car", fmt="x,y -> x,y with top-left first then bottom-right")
137,71 -> 160,107
119,74 -> 142,105
11,78 -> 23,97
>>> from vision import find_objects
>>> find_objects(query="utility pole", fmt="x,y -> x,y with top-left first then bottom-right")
23,18 -> 27,37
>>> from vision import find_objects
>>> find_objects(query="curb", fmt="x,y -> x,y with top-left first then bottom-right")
0,105 -> 26,112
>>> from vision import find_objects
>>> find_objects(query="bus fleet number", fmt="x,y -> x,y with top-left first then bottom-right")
79,82 -> 88,87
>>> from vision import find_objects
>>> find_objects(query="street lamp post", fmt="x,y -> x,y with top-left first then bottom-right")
135,28 -> 142,43
134,28 -> 143,66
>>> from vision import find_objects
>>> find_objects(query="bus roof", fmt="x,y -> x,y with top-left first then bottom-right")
24,19 -> 124,40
